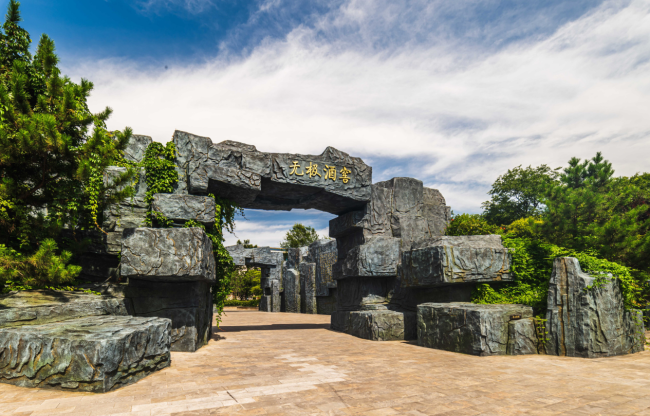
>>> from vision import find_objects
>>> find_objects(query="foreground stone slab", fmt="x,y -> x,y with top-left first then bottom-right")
0,315 -> 171,393
151,194 -> 216,226
121,227 -> 215,282
417,302 -> 533,356
545,257 -> 644,358
331,310 -> 416,341
401,235 -> 512,287
0,290 -> 131,329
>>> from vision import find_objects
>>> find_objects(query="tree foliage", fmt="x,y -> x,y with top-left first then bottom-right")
231,268 -> 261,300
445,213 -> 501,236
280,223 -> 320,248
482,165 -> 558,226
0,1 -> 134,288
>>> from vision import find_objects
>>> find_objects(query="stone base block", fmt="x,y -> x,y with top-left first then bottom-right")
331,310 -> 416,341
0,290 -> 131,329
0,316 -> 171,393
417,302 -> 534,356
126,280 -> 213,352
507,318 -> 538,355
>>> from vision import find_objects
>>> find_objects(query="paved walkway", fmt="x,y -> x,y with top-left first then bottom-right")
2,309 -> 650,416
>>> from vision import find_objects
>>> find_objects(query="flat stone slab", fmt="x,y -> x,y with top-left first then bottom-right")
417,302 -> 533,356
331,310 -> 416,341
151,194 -> 216,226
340,237 -> 400,278
173,130 -> 372,215
401,235 -> 512,287
121,227 -> 215,282
0,290 -> 131,329
545,257 -> 644,358
0,315 -> 171,393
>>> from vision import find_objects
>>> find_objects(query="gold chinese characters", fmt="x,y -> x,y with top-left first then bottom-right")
289,161 -> 351,183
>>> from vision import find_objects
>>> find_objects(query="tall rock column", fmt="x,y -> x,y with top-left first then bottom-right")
545,257 -> 644,358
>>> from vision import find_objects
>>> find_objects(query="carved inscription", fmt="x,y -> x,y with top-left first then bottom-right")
289,161 -> 352,183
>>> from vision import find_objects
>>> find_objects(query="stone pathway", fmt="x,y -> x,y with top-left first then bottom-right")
2,309 -> 650,415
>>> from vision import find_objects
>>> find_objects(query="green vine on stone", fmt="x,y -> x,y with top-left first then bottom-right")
143,142 -> 177,204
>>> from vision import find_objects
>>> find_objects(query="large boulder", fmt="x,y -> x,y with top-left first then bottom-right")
417,302 -> 534,356
401,235 -> 512,287
0,315 -> 171,393
121,227 -> 215,283
0,290 -> 131,329
545,257 -> 644,358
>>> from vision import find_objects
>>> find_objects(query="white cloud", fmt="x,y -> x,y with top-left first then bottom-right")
222,219 -> 331,247
72,0 -> 650,215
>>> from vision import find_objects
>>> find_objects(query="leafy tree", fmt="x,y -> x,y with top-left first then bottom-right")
482,165 -> 558,226
0,1 -> 134,287
237,239 -> 257,248
445,213 -> 500,236
280,223 -> 319,248
231,267 -> 261,300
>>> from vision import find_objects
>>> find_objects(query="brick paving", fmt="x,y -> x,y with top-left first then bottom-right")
2,309 -> 650,415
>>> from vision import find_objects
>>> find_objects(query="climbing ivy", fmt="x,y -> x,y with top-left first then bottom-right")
138,141 -> 241,326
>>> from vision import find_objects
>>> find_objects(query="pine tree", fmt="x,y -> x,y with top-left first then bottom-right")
0,0 -> 135,253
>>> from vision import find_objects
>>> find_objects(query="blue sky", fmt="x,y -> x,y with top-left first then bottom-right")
11,0 -> 650,246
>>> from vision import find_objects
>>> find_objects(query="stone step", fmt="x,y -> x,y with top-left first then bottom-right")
0,315 -> 171,393
0,290 -> 131,329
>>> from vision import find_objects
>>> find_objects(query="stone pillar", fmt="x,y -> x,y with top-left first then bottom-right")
300,262 -> 317,314
120,227 -> 215,352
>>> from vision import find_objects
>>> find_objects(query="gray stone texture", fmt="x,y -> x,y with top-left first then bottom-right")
336,277 -> 392,311
340,237 -> 400,278
401,235 -> 512,287
172,130 -> 372,215
316,290 -> 338,315
545,257 -> 644,358
0,315 -> 171,393
0,290 -> 131,329
417,303 -> 533,356
300,262 -> 317,314
331,310 -> 416,341
309,239 -> 338,297
121,227 -> 215,283
125,279 -> 213,352
123,134 -> 152,163
507,318 -> 538,356
151,194 -> 216,226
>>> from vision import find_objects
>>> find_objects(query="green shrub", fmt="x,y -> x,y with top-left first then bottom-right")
224,299 -> 260,307
445,213 -> 501,236
0,239 -> 81,292
472,236 -> 643,312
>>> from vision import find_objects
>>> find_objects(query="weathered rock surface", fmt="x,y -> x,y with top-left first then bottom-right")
124,135 -> 152,163
0,315 -> 171,392
336,277 -> 392,311
401,235 -> 512,287
151,194 -> 216,226
507,318 -> 538,355
300,262 -> 317,314
0,290 -> 131,329
309,239 -> 338,297
172,130 -> 372,215
125,280 -> 213,352
121,227 -> 215,282
331,310 -> 416,341
340,237 -> 400,278
545,257 -> 644,358
417,303 -> 533,356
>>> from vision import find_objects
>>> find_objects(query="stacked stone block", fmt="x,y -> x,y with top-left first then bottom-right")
120,227 -> 215,352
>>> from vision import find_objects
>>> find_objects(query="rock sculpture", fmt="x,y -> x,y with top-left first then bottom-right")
545,257 -> 644,358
